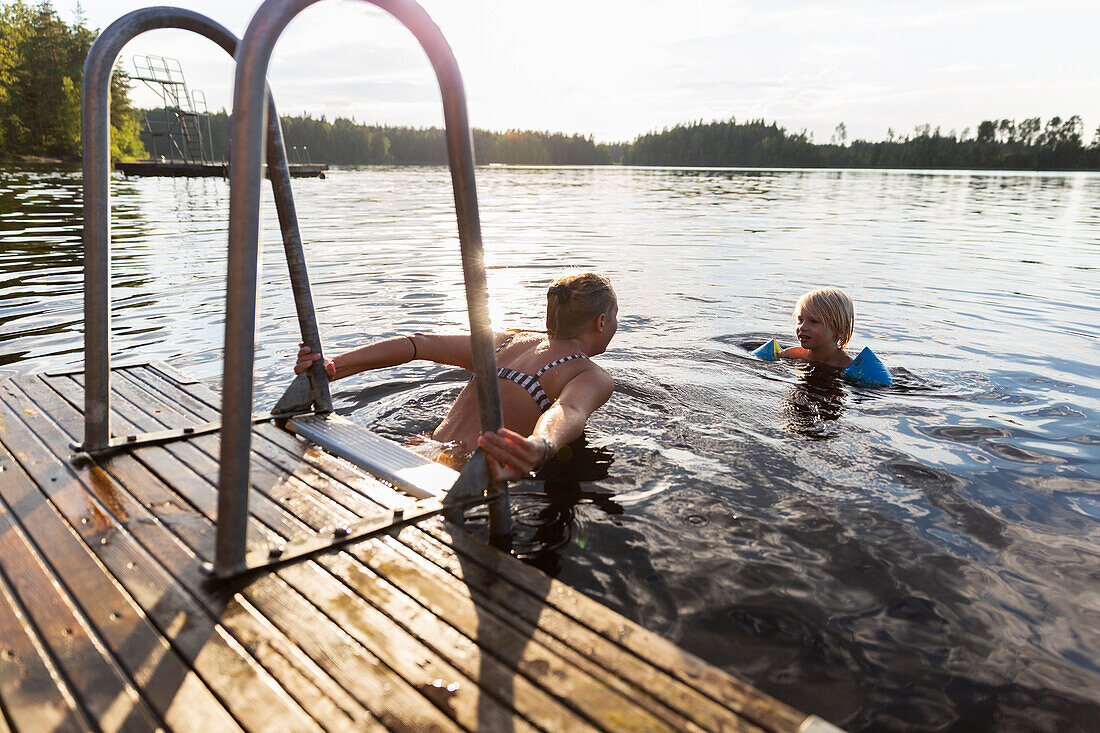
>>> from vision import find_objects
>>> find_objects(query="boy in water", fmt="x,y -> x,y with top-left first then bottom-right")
780,287 -> 855,369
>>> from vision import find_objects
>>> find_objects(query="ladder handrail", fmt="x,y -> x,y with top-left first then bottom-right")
219,0 -> 505,574
82,8 -> 330,457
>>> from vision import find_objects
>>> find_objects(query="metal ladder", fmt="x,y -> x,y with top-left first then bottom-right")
81,0 -> 508,581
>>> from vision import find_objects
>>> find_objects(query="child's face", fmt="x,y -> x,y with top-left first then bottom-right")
795,305 -> 837,352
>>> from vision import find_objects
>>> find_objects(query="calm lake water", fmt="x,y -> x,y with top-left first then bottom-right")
1,163 -> 1098,731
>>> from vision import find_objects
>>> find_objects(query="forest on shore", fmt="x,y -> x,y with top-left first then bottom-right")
0,1 -> 143,162
3,1 -> 1100,171
177,111 -> 618,167
619,117 -> 1100,171
168,112 -> 1100,171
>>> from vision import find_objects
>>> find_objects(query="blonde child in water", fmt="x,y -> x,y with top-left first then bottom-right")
756,286 -> 892,385
780,287 -> 855,369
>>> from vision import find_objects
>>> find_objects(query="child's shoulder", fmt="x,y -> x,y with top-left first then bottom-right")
781,346 -> 853,369
829,351 -> 854,369
779,346 -> 812,360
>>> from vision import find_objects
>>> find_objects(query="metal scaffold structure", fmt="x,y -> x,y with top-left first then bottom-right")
117,53 -> 326,179
131,54 -> 215,164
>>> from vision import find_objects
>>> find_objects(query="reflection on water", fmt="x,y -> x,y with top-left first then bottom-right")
467,437 -> 619,577
781,362 -> 849,439
2,163 -> 1099,731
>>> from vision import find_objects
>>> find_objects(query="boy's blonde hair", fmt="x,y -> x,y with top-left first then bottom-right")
796,288 -> 854,349
546,271 -> 616,339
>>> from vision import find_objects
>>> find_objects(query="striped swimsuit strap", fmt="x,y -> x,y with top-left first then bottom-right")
493,335 -> 589,412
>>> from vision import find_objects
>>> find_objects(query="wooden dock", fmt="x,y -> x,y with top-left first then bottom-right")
0,361 -> 833,732
116,161 -> 328,179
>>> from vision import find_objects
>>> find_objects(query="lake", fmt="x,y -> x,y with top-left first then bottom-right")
1,163 -> 1098,731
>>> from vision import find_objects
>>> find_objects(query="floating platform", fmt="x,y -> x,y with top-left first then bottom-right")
0,361 -> 836,732
117,161 -> 328,179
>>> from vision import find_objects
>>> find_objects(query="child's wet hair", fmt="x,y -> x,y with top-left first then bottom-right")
796,287 -> 854,349
546,271 -> 616,339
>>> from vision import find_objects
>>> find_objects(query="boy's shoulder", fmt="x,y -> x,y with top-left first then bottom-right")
779,346 -> 812,360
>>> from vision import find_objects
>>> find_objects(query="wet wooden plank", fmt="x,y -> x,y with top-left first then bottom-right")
140,366 -> 789,730
125,364 -> 794,731
44,374 -> 448,731
107,370 -> 598,731
0,409 -> 240,732
0,530 -> 90,733
106,370 -> 363,534
0,393 -> 168,732
68,372 -> 510,731
33,377 -> 380,728
422,520 -> 808,731
6,362 -> 813,732
0,697 -> 15,733
0,377 -> 324,733
118,366 -> 414,513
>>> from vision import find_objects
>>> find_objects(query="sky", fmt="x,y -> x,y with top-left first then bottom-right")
65,0 -> 1100,144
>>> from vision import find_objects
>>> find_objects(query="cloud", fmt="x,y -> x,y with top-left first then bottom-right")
72,0 -> 1100,143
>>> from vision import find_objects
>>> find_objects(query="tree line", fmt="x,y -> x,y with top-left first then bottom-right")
160,111 -> 614,166
154,112 -> 1100,171
4,2 -> 1099,170
0,1 -> 143,161
621,117 -> 1100,170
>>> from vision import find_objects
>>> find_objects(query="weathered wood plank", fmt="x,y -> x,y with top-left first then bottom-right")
0,391 -> 167,732
424,520 -> 808,732
397,521 -> 767,732
73,372 -> 507,731
45,374 -> 445,731
107,370 -> 586,731
51,373 -> 384,731
124,365 -> 770,731
119,366 -> 413,512
105,370 -> 363,535
79,362 -> 805,732
241,571 -> 474,733
0,377 -> 325,733
0,412 -> 241,733
0,536 -> 90,733
0,696 -> 16,733
320,546 -> 677,731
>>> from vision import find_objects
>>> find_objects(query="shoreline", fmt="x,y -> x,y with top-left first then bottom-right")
4,156 -> 1098,174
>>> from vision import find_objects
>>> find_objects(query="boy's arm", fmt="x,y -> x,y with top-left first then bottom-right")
477,366 -> 614,481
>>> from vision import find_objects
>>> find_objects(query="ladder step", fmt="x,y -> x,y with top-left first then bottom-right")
286,414 -> 456,499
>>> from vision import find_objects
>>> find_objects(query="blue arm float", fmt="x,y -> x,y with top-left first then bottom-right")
752,339 -> 782,361
842,347 -> 893,386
